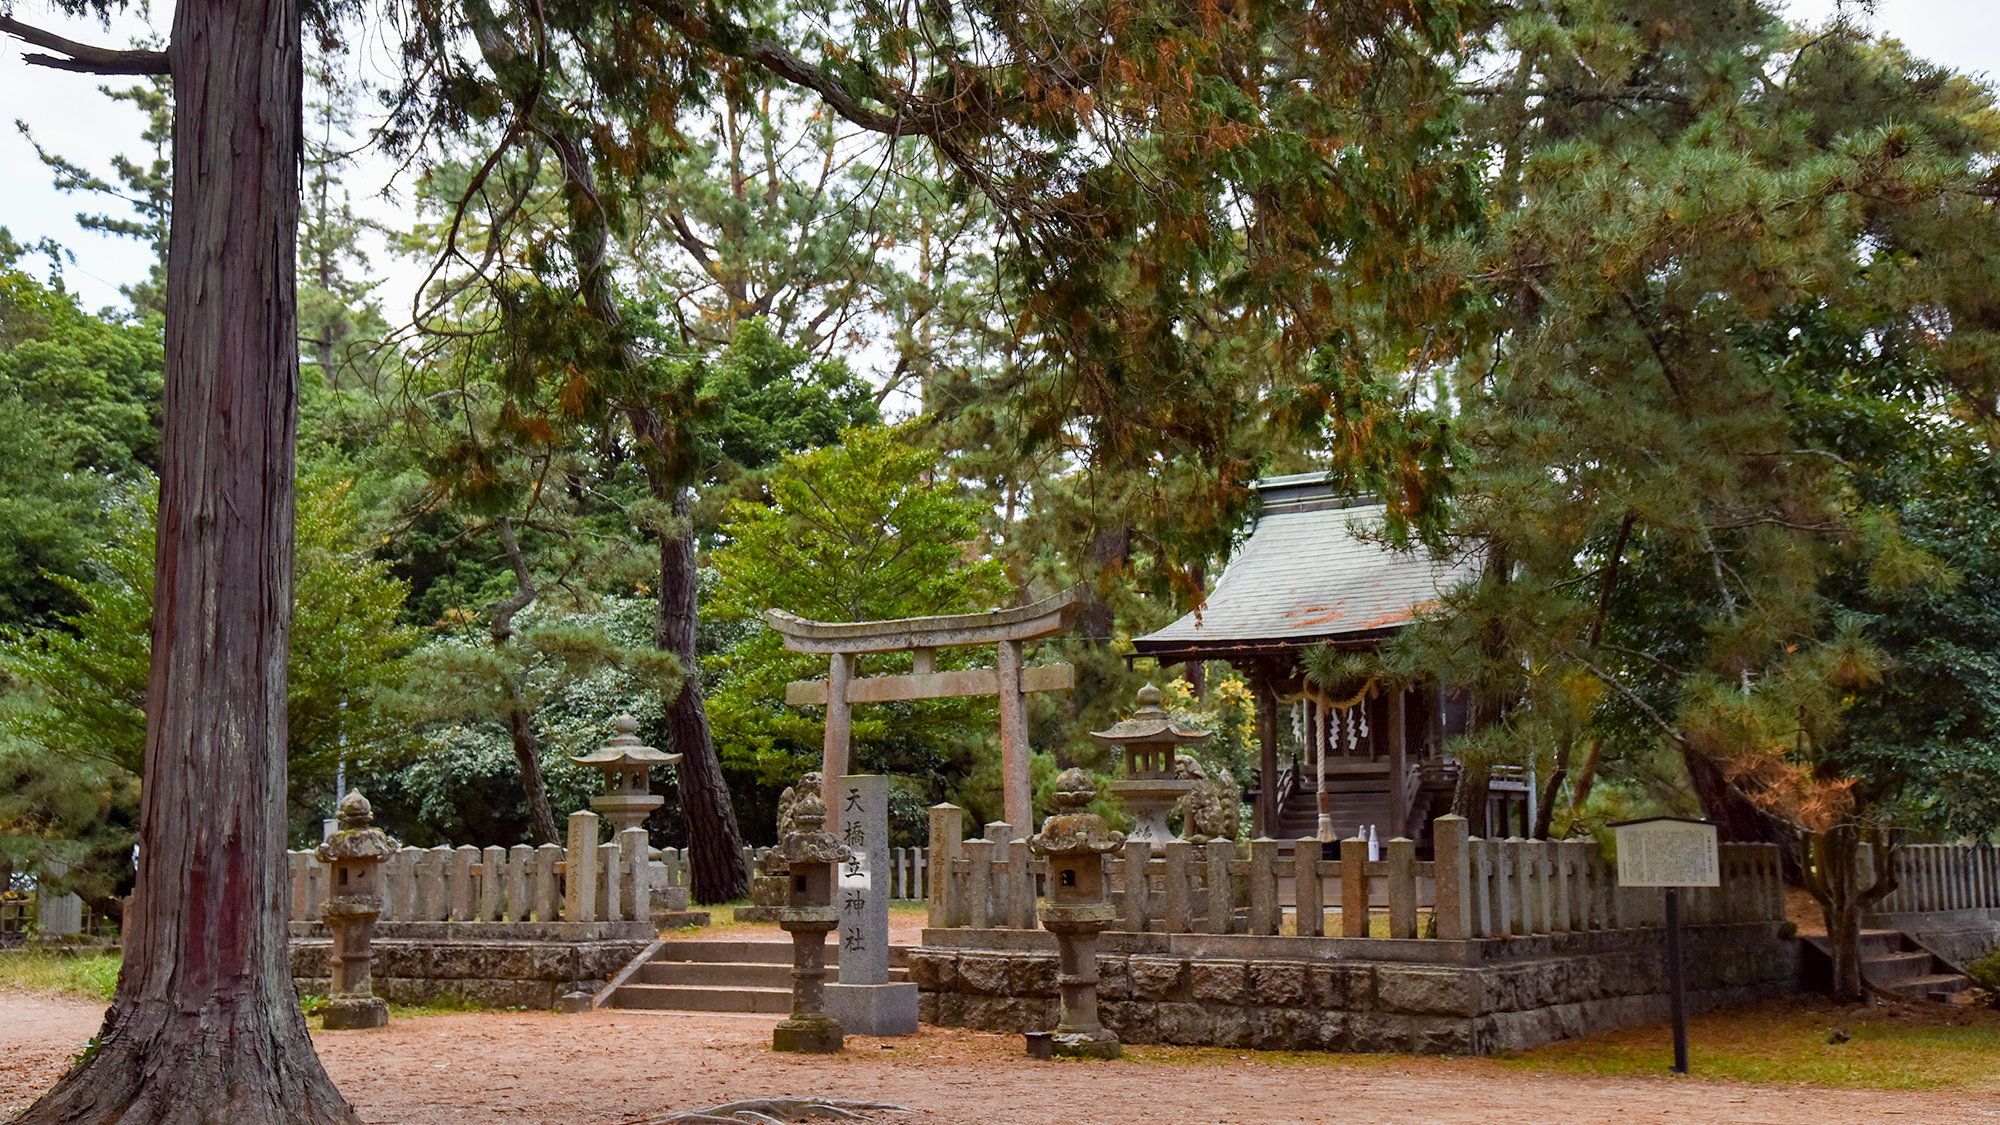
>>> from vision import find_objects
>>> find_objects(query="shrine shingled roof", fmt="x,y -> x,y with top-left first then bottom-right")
1131,474 -> 1478,663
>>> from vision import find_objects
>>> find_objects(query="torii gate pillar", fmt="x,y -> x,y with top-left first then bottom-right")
772,588 -> 1083,830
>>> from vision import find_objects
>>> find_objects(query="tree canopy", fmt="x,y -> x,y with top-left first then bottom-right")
5,0 -> 2000,1113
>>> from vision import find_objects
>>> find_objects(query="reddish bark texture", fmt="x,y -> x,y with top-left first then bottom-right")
17,2 -> 356,1121
658,489 -> 748,903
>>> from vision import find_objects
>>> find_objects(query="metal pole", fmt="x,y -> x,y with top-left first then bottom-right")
1666,885 -> 1689,1074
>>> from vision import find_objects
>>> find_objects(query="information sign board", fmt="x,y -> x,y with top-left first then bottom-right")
1612,817 -> 1719,888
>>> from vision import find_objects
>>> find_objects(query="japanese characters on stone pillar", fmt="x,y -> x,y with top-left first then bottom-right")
835,775 -> 889,982
822,773 -> 919,1036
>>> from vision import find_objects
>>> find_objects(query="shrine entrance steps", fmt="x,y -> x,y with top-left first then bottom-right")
1803,929 -> 1975,1001
597,938 -> 911,1013
1274,761 -> 1399,842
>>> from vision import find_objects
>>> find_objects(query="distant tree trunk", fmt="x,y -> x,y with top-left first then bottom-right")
501,682 -> 560,847
1566,738 -> 1602,817
491,519 -> 559,846
453,16 -> 749,894
1455,542 -> 1510,838
1532,737 -> 1570,839
17,2 -> 356,1121
1685,752 -> 1790,849
1450,761 -> 1492,837
1065,522 -> 1131,725
658,488 -> 747,903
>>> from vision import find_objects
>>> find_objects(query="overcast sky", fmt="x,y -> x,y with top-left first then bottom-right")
2,1 -> 1997,315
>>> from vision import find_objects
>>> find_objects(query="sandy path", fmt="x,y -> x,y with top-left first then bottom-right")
6,989 -> 1997,1125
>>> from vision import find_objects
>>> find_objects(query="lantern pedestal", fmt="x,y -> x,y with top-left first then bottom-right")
772,907 -> 844,1055
1105,777 -> 1201,844
771,794 -> 850,1054
1028,768 -> 1126,1060
1040,906 -> 1121,1059
316,790 -> 395,1030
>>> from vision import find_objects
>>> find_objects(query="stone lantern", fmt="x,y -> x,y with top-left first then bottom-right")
315,790 -> 396,1030
771,793 -> 851,1054
569,714 -> 681,833
1093,684 -> 1210,844
1027,768 -> 1126,1059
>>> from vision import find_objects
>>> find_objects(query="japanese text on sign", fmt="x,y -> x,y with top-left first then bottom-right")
1614,819 -> 1719,887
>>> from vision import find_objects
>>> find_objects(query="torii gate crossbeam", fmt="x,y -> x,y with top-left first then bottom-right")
768,587 -> 1083,830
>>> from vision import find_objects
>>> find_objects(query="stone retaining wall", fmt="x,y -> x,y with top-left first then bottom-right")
910,924 -> 1799,1055
291,936 -> 651,1010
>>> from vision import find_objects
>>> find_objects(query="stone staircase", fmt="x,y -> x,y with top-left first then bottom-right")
600,939 -> 911,1013
1274,761 -> 1400,842
1806,929 -> 1975,1001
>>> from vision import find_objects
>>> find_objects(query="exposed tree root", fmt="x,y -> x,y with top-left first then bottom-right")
631,1096 -> 910,1125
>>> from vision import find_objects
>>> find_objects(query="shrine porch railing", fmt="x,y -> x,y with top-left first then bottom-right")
926,806 -> 1787,941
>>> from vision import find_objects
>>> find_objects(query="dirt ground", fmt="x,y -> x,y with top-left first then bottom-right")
6,986 -> 1999,1125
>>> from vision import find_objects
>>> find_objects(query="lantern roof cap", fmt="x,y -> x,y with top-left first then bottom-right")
570,714 -> 681,767
1089,685 -> 1210,747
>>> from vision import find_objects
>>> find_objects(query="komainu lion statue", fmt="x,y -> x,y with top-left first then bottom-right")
1173,754 -> 1241,843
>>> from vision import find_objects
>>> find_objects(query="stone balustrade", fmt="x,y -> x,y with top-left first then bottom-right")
926,806 -> 1788,941
288,813 -> 654,925
1864,842 -> 2000,916
290,830 -> 934,925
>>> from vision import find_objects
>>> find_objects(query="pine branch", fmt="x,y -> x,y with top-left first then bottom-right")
1,16 -> 170,76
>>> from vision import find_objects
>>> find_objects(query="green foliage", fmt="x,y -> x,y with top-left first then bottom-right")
17,70 -> 171,317
0,693 -> 139,908
0,949 -> 122,1002
1389,6 -> 2000,851
1965,946 -> 2000,1002
697,318 -> 879,490
1,474 -> 421,877
706,422 -> 1011,824
0,268 -> 163,630
379,595 -> 681,846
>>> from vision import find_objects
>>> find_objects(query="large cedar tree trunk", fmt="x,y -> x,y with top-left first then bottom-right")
17,3 -> 356,1121
658,489 -> 747,903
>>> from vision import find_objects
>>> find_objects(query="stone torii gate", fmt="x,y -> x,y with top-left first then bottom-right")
769,586 -> 1083,830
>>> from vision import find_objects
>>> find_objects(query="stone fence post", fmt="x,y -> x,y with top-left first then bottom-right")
565,810 -> 600,923
928,803 -> 964,928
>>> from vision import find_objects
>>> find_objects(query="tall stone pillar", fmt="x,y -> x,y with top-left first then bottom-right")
825,774 -> 919,1036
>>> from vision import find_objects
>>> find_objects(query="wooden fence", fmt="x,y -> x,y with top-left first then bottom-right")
926,808 -> 1787,940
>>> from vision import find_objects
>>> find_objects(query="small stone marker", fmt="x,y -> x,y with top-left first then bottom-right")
823,774 -> 919,1036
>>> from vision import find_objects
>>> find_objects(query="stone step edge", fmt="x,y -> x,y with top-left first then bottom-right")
636,960 -> 912,976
